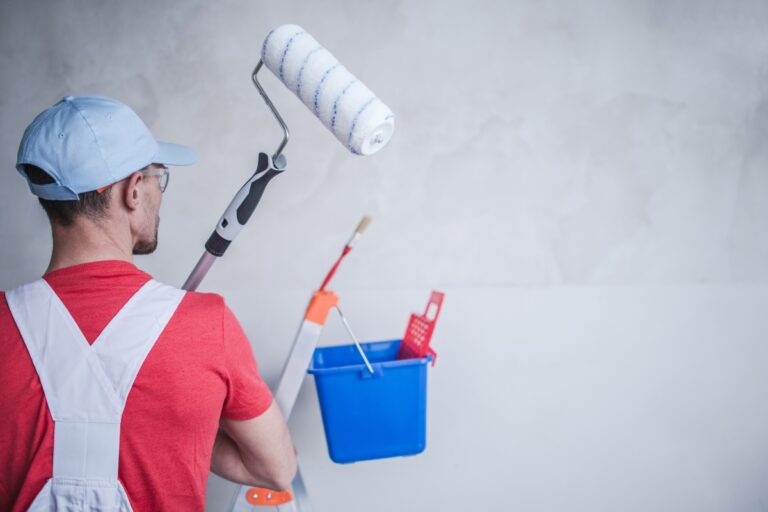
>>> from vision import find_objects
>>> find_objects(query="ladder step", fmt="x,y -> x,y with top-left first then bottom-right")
245,487 -> 293,506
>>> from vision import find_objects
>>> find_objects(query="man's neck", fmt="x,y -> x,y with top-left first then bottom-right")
47,219 -> 134,274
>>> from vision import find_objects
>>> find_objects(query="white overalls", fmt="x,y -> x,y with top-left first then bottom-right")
5,279 -> 185,511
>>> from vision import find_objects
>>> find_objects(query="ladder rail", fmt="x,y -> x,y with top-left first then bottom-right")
228,291 -> 339,511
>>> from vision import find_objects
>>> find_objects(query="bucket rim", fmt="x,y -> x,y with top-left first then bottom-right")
308,354 -> 433,375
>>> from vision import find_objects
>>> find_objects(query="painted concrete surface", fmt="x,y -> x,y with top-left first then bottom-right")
1,1 -> 767,510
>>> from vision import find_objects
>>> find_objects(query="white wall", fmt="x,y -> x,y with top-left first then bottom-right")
1,1 -> 767,511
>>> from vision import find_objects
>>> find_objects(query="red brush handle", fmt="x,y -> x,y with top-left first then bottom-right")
319,245 -> 352,291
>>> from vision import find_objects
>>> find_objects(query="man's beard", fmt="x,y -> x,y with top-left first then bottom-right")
133,216 -> 159,255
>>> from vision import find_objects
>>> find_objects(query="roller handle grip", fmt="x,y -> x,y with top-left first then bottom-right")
205,152 -> 284,257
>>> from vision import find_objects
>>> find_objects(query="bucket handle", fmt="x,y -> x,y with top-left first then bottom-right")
335,306 -> 375,374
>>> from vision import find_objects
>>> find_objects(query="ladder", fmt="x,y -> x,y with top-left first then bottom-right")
228,290 -> 337,512
226,218 -> 372,512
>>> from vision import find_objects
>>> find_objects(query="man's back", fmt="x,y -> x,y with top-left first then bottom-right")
0,260 -> 273,511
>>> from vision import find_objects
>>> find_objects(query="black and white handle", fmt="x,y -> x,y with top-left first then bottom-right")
183,152 -> 286,291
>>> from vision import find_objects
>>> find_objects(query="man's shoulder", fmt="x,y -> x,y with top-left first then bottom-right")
167,286 -> 234,323
148,279 -> 225,307
180,289 -> 226,309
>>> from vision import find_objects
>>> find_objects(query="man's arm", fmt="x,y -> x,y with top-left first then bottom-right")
211,400 -> 297,491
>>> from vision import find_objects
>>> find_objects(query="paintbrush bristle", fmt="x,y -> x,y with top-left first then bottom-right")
355,215 -> 372,235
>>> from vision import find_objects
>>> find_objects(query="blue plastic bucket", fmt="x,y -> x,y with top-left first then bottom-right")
308,339 -> 432,463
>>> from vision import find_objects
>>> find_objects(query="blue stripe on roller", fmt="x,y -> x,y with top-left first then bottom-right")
296,46 -> 323,99
313,64 -> 340,115
346,96 -> 377,152
260,29 -> 276,61
279,30 -> 305,82
330,79 -> 358,133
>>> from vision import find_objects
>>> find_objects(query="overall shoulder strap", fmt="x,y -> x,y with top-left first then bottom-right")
6,279 -> 121,420
91,279 -> 185,406
5,277 -> 185,483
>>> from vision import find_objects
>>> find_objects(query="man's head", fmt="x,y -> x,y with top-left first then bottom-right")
16,96 -> 196,254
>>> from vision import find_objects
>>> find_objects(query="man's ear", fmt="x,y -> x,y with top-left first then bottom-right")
121,171 -> 144,211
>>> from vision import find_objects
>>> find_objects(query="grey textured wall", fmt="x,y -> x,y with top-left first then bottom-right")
2,1 -> 768,511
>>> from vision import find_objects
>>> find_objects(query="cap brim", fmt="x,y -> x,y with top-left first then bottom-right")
155,141 -> 198,166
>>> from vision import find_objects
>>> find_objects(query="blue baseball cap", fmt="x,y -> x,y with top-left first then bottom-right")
16,95 -> 197,200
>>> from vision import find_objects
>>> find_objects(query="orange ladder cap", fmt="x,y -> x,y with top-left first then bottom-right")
305,290 -> 339,325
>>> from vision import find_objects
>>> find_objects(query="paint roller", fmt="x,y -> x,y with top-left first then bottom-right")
183,24 -> 395,291
260,24 -> 395,156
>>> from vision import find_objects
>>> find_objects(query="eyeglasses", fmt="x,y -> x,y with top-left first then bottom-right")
142,165 -> 169,193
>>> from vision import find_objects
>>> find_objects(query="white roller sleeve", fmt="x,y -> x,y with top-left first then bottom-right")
261,24 -> 395,156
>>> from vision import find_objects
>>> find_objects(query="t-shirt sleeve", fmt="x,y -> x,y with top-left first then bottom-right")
220,303 -> 274,420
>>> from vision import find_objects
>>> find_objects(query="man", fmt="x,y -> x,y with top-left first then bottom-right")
0,96 -> 296,511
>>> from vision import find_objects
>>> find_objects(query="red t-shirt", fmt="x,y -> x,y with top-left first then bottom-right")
0,260 -> 273,511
